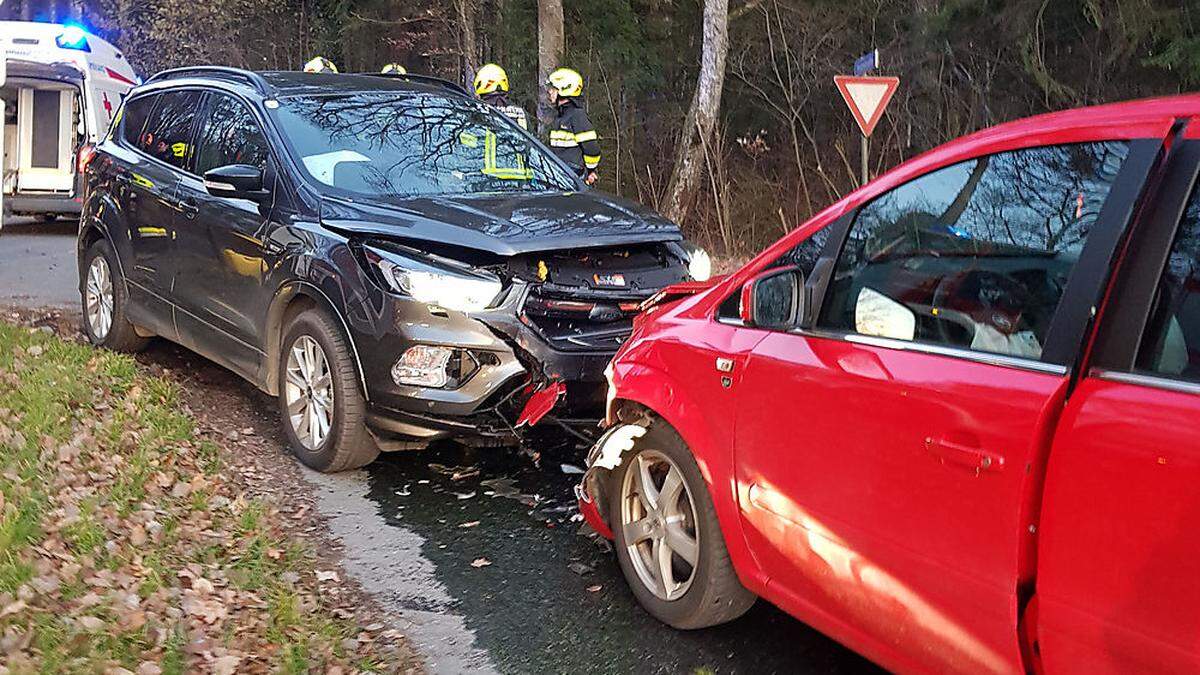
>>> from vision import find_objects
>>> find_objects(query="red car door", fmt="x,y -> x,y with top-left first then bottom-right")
731,139 -> 1161,674
1037,129 -> 1200,673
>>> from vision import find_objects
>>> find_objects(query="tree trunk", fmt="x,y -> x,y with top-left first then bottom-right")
661,0 -> 729,226
456,0 -> 480,89
536,0 -> 564,134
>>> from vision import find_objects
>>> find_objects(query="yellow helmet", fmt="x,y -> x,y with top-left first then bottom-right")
474,63 -> 509,96
381,63 -> 407,75
546,67 -> 583,97
303,56 -> 337,73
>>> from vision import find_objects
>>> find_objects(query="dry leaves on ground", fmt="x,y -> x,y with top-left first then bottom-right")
0,318 -> 418,673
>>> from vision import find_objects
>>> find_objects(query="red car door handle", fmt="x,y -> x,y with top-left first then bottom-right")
924,437 -> 1004,473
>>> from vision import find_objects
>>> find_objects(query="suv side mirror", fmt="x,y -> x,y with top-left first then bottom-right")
204,164 -> 268,200
739,266 -> 805,329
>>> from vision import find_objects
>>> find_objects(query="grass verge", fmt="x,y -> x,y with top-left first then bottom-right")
0,320 -> 411,673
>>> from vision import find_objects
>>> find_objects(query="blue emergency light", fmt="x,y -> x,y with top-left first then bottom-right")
55,25 -> 91,51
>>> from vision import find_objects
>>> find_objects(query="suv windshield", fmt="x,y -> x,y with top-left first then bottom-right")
271,91 -> 578,197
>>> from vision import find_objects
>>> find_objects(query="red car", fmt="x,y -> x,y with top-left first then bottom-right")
576,95 -> 1200,674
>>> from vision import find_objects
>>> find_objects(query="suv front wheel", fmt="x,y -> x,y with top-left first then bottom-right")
277,309 -> 379,472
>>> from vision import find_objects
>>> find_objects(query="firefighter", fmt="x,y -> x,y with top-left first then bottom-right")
545,68 -> 599,184
381,63 -> 407,75
303,56 -> 338,73
474,63 -> 528,130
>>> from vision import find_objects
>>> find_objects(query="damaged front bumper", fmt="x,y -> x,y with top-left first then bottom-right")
352,278 -> 628,445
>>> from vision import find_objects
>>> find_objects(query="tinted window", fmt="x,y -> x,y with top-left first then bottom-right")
718,225 -> 831,320
139,90 -> 203,170
120,95 -> 156,147
195,94 -> 269,175
820,142 -> 1129,360
1137,186 -> 1200,382
270,92 -> 577,196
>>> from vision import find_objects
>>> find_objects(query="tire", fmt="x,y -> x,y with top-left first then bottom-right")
81,239 -> 150,352
277,309 -> 379,472
607,422 -> 756,629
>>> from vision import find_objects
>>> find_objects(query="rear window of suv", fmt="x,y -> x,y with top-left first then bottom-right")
269,91 -> 577,197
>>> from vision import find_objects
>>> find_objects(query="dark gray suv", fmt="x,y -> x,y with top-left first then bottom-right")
77,67 -> 710,471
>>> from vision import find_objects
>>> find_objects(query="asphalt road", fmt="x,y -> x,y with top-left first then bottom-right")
0,222 -> 881,675
0,217 -> 79,309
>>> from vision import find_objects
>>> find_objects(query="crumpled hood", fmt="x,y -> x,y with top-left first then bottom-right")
320,190 -> 682,256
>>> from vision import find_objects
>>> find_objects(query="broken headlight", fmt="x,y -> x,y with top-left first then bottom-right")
365,245 -> 502,312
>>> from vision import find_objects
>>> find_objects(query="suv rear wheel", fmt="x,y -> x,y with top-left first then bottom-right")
81,239 -> 149,352
607,423 -> 756,629
277,309 -> 379,472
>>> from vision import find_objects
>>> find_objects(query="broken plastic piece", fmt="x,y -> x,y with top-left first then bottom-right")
515,380 -> 566,428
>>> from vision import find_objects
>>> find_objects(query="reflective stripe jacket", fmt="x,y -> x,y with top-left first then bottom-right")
548,99 -> 600,173
481,93 -> 528,130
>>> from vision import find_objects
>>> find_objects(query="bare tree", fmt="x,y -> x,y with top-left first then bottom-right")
536,0 -> 564,134
454,0 -> 480,88
661,0 -> 729,226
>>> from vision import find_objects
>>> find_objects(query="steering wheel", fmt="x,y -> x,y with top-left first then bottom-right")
930,268 -> 1032,348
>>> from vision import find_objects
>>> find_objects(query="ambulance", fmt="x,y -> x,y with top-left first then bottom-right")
0,21 -> 138,224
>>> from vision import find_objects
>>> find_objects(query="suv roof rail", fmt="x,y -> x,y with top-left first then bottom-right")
359,72 -> 470,97
146,66 -> 271,95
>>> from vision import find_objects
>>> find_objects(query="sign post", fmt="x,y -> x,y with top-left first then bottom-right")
834,71 -> 899,187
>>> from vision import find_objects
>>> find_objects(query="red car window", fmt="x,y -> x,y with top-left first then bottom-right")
1137,183 -> 1200,381
819,141 -> 1130,361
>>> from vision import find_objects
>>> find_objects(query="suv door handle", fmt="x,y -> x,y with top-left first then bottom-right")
176,198 -> 198,219
924,437 -> 1004,474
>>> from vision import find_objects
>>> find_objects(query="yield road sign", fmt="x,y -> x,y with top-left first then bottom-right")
834,75 -> 899,138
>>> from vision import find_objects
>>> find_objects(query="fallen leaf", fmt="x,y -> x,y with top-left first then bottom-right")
78,616 -> 105,631
211,655 -> 241,675
568,562 -> 594,576
587,585 -> 602,593
458,521 -> 481,528
315,570 -> 340,583
470,558 -> 492,568
0,600 -> 26,617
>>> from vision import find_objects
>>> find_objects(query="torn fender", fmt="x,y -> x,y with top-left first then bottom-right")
575,423 -> 648,539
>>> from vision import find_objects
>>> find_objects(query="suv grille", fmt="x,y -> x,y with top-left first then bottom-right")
522,287 -> 643,352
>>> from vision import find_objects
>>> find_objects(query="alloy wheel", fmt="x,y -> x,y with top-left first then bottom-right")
85,255 -> 114,341
620,450 -> 701,601
284,335 -> 334,450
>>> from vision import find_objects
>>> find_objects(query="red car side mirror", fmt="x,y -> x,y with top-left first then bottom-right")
739,266 -> 805,329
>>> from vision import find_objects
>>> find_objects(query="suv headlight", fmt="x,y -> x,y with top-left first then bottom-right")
685,245 -> 713,282
366,246 -> 502,312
